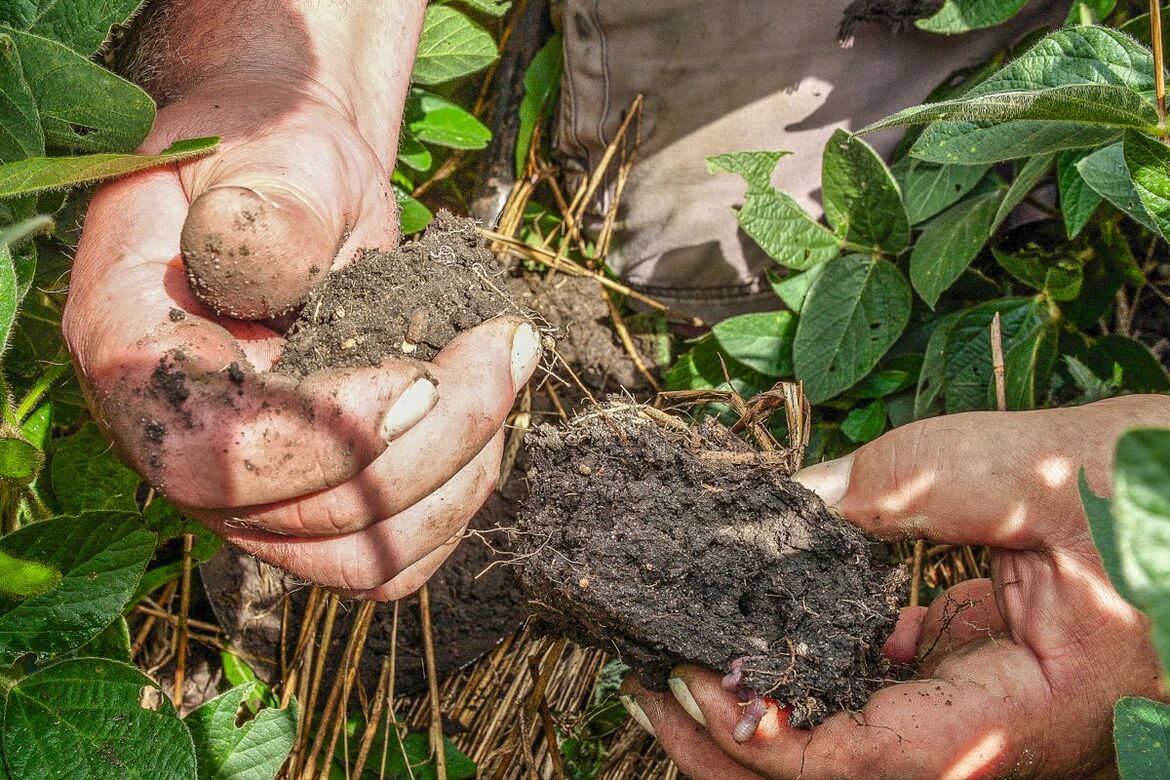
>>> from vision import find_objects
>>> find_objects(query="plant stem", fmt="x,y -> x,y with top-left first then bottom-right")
1152,0 -> 1168,138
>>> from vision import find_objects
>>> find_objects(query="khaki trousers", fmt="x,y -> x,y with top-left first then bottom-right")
555,0 -> 1068,320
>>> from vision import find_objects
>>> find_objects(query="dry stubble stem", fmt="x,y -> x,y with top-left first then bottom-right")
1152,0 -> 1168,138
419,584 -> 448,780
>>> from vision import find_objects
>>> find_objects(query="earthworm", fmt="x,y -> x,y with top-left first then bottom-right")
733,695 -> 769,743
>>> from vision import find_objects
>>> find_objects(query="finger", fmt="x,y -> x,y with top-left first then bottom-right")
177,119 -> 398,320
663,650 -> 1045,780
204,433 -> 501,591
620,684 -> 765,780
222,316 -> 540,535
792,404 -> 1152,549
65,170 -> 431,509
882,606 -> 928,666
915,578 -> 1007,676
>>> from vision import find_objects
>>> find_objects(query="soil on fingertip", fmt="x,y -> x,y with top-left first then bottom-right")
276,210 -> 527,376
516,404 -> 908,728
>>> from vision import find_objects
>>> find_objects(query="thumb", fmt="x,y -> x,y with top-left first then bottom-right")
180,184 -> 336,320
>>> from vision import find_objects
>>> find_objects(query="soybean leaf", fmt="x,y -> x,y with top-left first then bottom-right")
1113,428 -> 1170,670
0,0 -> 147,55
710,311 -> 795,377
991,153 -> 1055,234
993,237 -> 1085,301
841,398 -> 887,444
1124,130 -> 1170,240
0,33 -> 43,163
1081,472 -> 1135,605
406,89 -> 491,150
1114,697 -> 1170,778
70,615 -> 131,662
1093,334 -> 1170,394
51,423 -> 140,513
1,658 -> 196,780
1066,0 -> 1118,25
412,5 -> 498,86
916,0 -> 1028,33
0,513 -> 154,662
666,335 -> 772,398
1058,148 -> 1103,238
793,255 -> 912,403
397,130 -> 433,172
21,403 -> 51,450
768,264 -> 827,312
999,318 -> 1059,410
896,158 -> 990,225
515,32 -> 563,177
915,312 -> 961,419
1078,142 -> 1161,233
333,720 -> 476,780
0,436 -> 41,481
708,151 -> 841,270
910,189 -> 1001,307
443,0 -> 512,16
394,185 -> 434,234
0,137 -> 219,199
6,28 -> 155,153
0,243 -> 17,355
187,684 -> 297,780
0,549 -> 60,600
942,298 -> 1043,414
822,130 -> 910,254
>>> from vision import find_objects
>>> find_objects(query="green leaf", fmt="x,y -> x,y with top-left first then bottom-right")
0,549 -> 59,600
444,0 -> 511,16
768,264 -> 826,312
793,255 -> 912,403
0,436 -> 41,481
0,512 -> 154,662
821,130 -> 910,254
910,189 -> 1001,307
51,422 -> 140,513
708,151 -> 841,271
915,0 -> 1028,33
1124,130 -> 1170,240
915,312 -> 961,419
0,243 -> 16,355
1066,0 -> 1118,25
1079,142 -> 1161,232
841,398 -> 887,444
407,89 -> 491,150
666,335 -> 772,398
1113,428 -> 1170,670
866,84 -> 1159,138
6,28 -> 155,153
1,658 -> 196,779
1115,697 -> 1170,779
394,185 -> 434,235
70,615 -> 131,662
0,33 -> 43,163
1081,472 -> 1136,605
397,131 -> 433,172
412,5 -> 498,86
0,137 -> 219,199
1094,335 -> 1170,394
896,158 -> 990,225
710,311 -> 795,377
991,153 -> 1054,234
187,685 -> 297,780
999,318 -> 1058,410
0,0 -> 147,55
942,298 -> 1043,414
515,32 -> 563,177
1058,148 -> 1103,238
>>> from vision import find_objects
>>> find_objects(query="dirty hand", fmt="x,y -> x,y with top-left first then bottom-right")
62,0 -> 540,599
621,395 -> 1169,779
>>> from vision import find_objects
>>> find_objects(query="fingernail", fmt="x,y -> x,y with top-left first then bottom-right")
380,377 -> 438,440
668,676 -> 707,728
619,694 -> 656,737
510,322 -> 542,388
792,453 -> 854,508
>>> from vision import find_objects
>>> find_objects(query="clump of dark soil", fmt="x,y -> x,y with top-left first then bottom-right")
516,404 -> 907,728
277,210 -> 525,376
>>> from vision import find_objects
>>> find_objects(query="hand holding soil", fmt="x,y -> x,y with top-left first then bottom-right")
621,397 -> 1169,779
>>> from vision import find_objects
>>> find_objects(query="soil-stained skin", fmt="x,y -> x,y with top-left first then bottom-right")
516,405 -> 908,728
276,210 -> 525,376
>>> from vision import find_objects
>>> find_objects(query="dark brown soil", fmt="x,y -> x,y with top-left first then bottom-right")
516,405 -> 907,728
276,211 -> 524,376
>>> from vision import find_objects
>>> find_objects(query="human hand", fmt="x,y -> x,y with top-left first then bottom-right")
620,395 -> 1170,779
62,0 -> 541,599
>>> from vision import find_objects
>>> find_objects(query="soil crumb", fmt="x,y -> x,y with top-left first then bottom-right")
516,404 -> 907,728
277,210 -> 525,376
